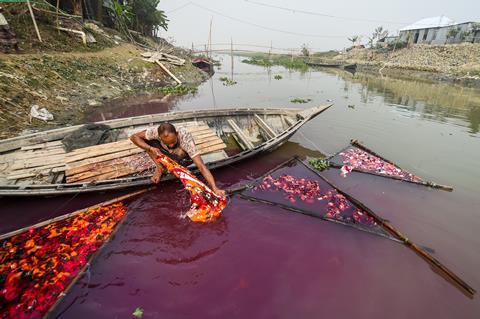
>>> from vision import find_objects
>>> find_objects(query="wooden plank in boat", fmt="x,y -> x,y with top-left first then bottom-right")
192,131 -> 216,140
227,119 -> 254,149
199,143 -> 227,155
66,148 -> 145,176
20,140 -> 63,151
65,141 -> 136,163
10,154 -> 66,170
7,163 -> 65,180
66,140 -> 134,157
197,139 -> 225,151
254,114 -> 276,139
73,161 -> 152,183
66,153 -> 149,183
193,135 -> 221,144
12,148 -> 66,160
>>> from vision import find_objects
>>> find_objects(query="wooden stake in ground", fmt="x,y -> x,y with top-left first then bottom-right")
156,61 -> 182,85
27,0 -> 42,42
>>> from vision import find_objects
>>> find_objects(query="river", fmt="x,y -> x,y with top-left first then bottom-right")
12,55 -> 480,318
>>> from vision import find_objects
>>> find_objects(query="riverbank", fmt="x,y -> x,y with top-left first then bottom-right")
329,43 -> 480,87
0,18 -> 208,139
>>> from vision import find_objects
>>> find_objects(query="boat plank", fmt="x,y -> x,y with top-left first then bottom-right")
254,114 -> 276,139
66,148 -> 144,173
227,119 -> 254,149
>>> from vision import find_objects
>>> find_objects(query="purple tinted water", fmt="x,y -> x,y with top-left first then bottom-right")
3,56 -> 480,317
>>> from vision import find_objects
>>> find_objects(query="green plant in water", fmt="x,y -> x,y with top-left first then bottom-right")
291,97 -> 312,103
160,85 -> 197,95
132,307 -> 144,318
219,77 -> 237,86
308,158 -> 330,171
274,75 -> 283,80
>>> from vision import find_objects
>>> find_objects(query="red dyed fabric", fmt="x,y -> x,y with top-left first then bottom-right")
334,147 -> 420,181
155,154 -> 227,222
0,203 -> 127,319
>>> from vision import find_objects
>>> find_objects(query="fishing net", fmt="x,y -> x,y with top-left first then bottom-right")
240,158 -> 393,239
62,124 -> 119,152
329,143 -> 420,181
0,202 -> 127,318
155,153 -> 227,222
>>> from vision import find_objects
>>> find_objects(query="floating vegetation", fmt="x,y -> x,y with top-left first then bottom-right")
308,158 -> 330,171
160,85 -> 198,95
291,97 -> 312,103
219,77 -> 237,86
242,55 -> 307,70
274,75 -> 283,80
132,307 -> 144,318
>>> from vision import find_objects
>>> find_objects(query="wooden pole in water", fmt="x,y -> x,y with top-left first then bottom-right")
27,0 -> 42,42
230,37 -> 234,80
208,17 -> 213,59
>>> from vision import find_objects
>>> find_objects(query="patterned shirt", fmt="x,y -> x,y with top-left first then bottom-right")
145,125 -> 200,158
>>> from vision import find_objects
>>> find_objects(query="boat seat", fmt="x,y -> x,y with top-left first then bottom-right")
65,125 -> 226,183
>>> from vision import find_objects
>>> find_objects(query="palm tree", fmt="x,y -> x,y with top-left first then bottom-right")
348,35 -> 359,46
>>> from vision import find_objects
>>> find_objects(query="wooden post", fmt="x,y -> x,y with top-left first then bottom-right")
291,49 -> 294,62
208,17 -> 213,59
156,61 -> 182,85
27,0 -> 42,42
56,0 -> 60,31
268,40 -> 272,61
230,37 -> 234,80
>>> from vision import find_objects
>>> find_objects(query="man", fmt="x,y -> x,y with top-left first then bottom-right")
0,7 -> 20,53
130,123 -> 226,197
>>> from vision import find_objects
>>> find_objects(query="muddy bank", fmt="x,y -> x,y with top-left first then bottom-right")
0,43 -> 208,139
330,43 -> 480,87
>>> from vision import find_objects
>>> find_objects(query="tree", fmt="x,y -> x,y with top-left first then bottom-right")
348,35 -> 359,46
301,44 -> 310,57
447,26 -> 461,41
132,0 -> 169,37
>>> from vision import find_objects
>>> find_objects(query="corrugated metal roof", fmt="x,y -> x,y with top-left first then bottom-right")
399,16 -> 454,31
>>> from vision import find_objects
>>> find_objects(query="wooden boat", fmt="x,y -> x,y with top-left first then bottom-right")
0,105 -> 332,196
342,63 -> 357,71
306,62 -> 341,68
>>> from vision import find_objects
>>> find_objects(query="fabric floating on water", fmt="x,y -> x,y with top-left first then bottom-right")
0,202 -> 127,318
241,159 -> 392,239
155,153 -> 227,222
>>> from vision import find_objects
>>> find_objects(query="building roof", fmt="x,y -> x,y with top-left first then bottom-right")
399,16 -> 454,31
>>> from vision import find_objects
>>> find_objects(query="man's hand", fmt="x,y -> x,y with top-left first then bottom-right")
148,147 -> 162,157
212,187 -> 226,197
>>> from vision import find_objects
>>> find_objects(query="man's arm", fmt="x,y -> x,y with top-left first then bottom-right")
129,130 -> 156,153
191,155 -> 226,197
130,131 -> 165,183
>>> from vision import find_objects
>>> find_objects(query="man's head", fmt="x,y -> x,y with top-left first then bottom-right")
158,123 -> 178,149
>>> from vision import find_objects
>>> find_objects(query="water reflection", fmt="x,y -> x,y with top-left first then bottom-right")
323,68 -> 480,134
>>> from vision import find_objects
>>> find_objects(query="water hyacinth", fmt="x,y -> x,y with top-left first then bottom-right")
0,203 -> 127,318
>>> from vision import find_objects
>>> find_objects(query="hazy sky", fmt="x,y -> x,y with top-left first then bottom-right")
159,0 -> 479,53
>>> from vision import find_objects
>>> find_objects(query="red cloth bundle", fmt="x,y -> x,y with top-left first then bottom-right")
155,154 -> 227,222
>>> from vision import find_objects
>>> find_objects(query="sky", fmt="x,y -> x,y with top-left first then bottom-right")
158,0 -> 480,53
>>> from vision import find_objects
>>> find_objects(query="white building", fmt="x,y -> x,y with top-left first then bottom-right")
398,16 -> 480,45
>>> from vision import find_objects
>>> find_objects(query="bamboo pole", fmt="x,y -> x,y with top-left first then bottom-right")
156,61 -> 182,85
230,37 -> 234,80
27,0 -> 42,42
328,162 -> 453,191
299,159 -> 475,297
